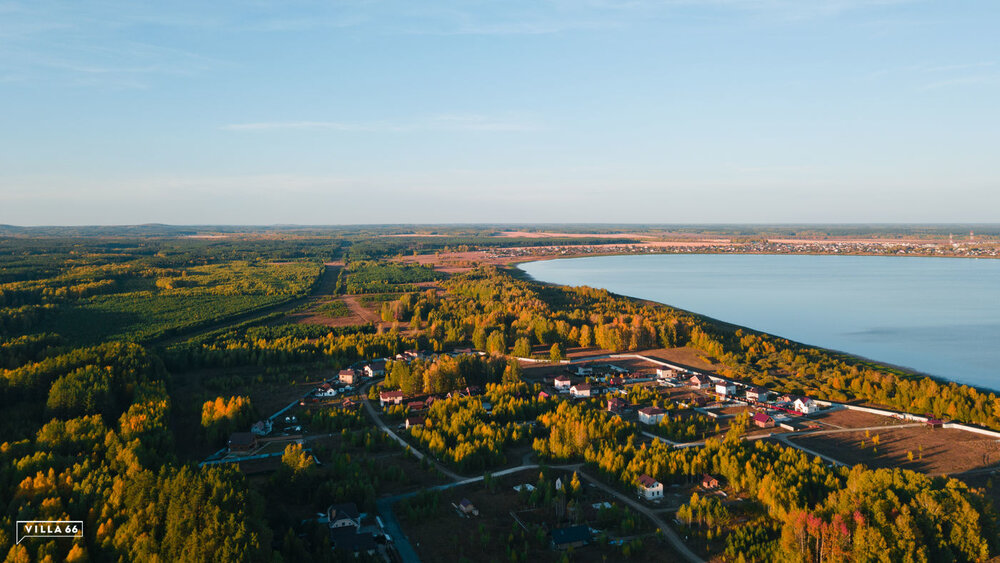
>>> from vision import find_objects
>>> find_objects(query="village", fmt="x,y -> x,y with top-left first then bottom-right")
190,343 -> 1000,562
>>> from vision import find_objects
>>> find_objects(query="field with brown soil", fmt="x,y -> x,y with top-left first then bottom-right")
789,426 -> 1000,476
806,408 -> 911,430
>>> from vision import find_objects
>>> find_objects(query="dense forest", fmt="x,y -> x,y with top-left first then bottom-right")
1,230 -> 999,562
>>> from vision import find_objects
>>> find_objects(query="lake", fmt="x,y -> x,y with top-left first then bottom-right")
520,254 -> 1000,390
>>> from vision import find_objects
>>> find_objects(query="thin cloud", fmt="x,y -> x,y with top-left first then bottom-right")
223,114 -> 545,133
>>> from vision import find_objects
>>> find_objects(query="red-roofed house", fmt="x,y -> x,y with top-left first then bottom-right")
554,375 -> 573,391
752,412 -> 775,428
607,397 -> 630,414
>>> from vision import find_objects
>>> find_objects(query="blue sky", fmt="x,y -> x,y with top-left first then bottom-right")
1,0 -> 998,225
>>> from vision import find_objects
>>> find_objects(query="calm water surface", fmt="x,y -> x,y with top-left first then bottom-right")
520,254 -> 1000,390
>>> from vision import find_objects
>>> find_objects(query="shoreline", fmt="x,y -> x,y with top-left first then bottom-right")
510,253 -> 1000,396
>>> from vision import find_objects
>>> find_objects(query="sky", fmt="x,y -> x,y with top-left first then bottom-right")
1,0 -> 998,225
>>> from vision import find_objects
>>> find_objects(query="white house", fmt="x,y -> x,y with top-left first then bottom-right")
637,406 -> 666,425
554,375 -> 573,391
715,381 -> 737,396
794,397 -> 819,414
316,383 -> 338,398
637,474 -> 663,501
379,390 -> 404,407
570,383 -> 592,398
571,366 -> 594,377
363,361 -> 386,377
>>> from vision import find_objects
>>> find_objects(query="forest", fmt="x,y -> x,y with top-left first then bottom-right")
1,230 -> 999,562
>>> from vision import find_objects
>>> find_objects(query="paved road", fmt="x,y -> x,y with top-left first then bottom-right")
358,379 -> 465,481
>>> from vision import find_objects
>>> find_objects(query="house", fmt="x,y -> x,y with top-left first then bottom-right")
379,390 -> 404,407
405,416 -> 425,429
316,382 -> 338,397
657,368 -> 679,379
327,502 -> 361,529
637,406 -> 666,425
250,420 -> 272,436
637,474 -> 664,500
458,499 -> 478,516
551,525 -> 593,550
227,432 -> 258,453
571,365 -> 594,377
715,381 -> 737,396
363,360 -> 386,377
406,400 -> 426,411
538,391 -> 551,400
926,418 -> 944,428
794,397 -> 819,414
745,387 -> 771,403
570,383 -> 592,398
339,398 -> 357,409
752,412 -> 775,428
607,396 -> 630,414
607,376 -> 625,387
689,374 -> 712,389
338,369 -> 358,385
701,474 -> 720,489
554,375 -> 572,391
688,395 -> 709,407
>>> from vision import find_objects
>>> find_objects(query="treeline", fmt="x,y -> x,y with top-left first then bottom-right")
343,260 -> 446,294
163,323 -> 410,372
